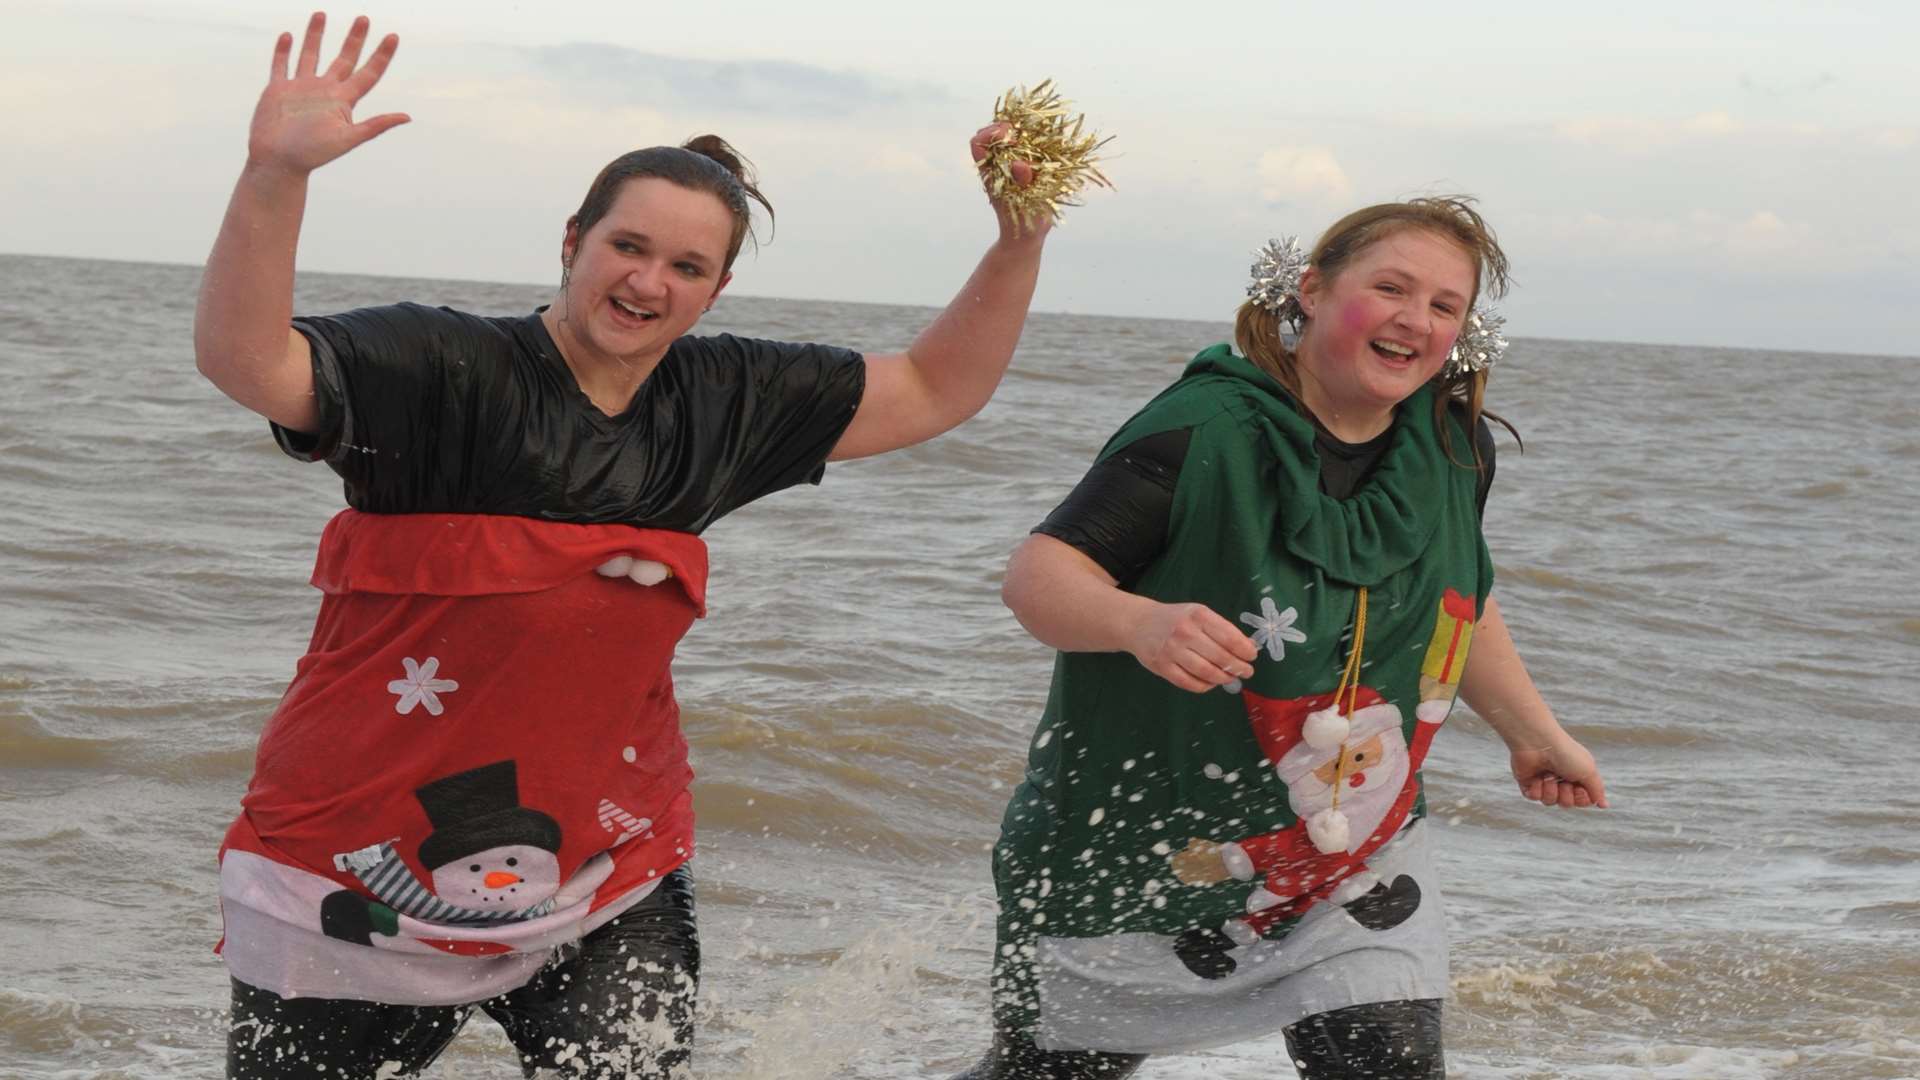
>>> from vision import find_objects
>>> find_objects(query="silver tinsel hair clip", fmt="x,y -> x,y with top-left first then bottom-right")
1445,307 -> 1508,377
1248,236 -> 1309,330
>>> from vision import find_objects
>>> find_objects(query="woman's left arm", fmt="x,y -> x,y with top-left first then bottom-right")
828,125 -> 1051,461
1459,596 -> 1611,810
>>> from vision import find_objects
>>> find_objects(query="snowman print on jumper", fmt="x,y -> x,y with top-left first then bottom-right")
321,760 -> 566,946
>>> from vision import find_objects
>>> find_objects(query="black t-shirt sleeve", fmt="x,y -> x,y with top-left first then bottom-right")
1033,428 -> 1192,588
272,302 -> 524,514
273,302 -> 473,468
685,333 -> 867,525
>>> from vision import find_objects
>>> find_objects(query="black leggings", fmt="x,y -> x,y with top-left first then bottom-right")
227,866 -> 698,1079
951,998 -> 1444,1079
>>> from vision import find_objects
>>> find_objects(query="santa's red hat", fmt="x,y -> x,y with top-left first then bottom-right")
1242,685 -> 1389,766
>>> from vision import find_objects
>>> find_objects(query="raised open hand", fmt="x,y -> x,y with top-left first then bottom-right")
248,12 -> 408,176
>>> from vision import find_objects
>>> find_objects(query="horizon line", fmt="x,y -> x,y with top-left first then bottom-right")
3,249 -> 1912,363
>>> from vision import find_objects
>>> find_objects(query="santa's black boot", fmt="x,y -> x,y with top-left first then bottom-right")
1173,927 -> 1238,979
1342,874 -> 1422,932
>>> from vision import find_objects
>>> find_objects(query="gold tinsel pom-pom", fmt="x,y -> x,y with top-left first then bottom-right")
979,80 -> 1113,235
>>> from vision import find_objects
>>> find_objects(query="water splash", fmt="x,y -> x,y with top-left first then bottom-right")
731,921 -> 945,1079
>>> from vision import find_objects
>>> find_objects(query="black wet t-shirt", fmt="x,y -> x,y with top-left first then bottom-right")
275,303 -> 867,534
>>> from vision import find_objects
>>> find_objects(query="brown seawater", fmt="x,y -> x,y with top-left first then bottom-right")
2,253 -> 1917,1078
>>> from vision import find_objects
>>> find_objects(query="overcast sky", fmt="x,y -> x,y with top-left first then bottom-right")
5,0 -> 1915,356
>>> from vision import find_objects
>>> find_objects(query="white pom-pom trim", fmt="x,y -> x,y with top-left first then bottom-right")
1302,706 -> 1350,752
1307,808 -> 1350,854
594,556 -> 672,586
1219,842 -> 1255,881
1244,886 -> 1285,913
1222,918 -> 1260,947
628,560 -> 670,586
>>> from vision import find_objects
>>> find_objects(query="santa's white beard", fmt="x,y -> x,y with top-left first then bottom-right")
1284,757 -> 1410,854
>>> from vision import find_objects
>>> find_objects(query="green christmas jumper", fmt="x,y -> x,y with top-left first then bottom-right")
990,345 -> 1495,1053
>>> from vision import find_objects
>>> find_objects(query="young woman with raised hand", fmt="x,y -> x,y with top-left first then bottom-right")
197,13 -> 1054,1079
953,198 -> 1607,1078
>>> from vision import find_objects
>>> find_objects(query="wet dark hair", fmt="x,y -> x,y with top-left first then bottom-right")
568,135 -> 774,274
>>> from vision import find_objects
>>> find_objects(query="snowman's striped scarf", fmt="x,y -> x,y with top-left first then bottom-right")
333,841 -> 556,926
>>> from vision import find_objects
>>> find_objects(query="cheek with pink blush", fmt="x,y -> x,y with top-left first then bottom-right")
1337,299 -> 1374,336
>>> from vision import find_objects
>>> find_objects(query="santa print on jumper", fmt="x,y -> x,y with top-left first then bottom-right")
320,760 -> 571,954
1170,685 -> 1446,980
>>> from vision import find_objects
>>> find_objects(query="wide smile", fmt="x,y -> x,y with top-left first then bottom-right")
608,297 -> 661,327
1369,338 -> 1418,365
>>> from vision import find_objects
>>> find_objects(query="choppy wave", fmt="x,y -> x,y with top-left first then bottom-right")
0,714 -> 117,769
1449,932 -> 1920,1078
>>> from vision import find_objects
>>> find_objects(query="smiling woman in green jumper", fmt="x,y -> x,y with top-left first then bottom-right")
954,198 -> 1609,1079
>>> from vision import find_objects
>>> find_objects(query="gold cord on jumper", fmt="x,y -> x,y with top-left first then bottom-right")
1328,587 -> 1369,811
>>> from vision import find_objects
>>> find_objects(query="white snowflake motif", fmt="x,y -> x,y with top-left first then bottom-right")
387,656 -> 459,717
1240,597 -> 1307,662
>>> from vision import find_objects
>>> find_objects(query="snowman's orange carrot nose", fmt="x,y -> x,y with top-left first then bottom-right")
484,871 -> 521,889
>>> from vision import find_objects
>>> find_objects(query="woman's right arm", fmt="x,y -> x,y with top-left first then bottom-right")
1003,534 -> 1257,694
194,13 -> 408,433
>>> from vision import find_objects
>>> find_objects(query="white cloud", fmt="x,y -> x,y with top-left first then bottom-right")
0,68 -> 192,144
1255,146 -> 1352,205
1552,116 -> 1653,149
866,146 -> 940,180
1552,111 -> 1759,154
1521,208 -> 1815,271
1726,210 -> 1813,259
424,90 -> 673,153
1686,111 -> 1742,136
518,43 -> 951,117
418,78 -> 530,103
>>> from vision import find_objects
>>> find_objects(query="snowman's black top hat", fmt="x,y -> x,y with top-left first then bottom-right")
415,760 -> 562,870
